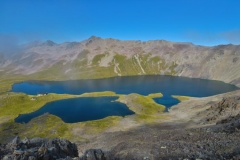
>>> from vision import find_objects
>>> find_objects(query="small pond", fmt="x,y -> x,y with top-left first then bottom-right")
15,97 -> 134,123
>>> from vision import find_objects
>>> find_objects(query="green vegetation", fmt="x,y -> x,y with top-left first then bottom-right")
0,93 -> 77,141
112,53 -> 139,75
71,59 -> 88,68
0,114 -> 82,142
147,93 -> 163,98
76,116 -> 122,134
0,76 -> 27,94
29,60 -> 68,80
135,114 -> 169,123
117,94 -> 166,123
92,53 -> 105,65
79,91 -> 121,97
172,95 -> 190,101
125,94 -> 165,115
0,93 -> 78,119
0,91 -> 170,142
77,49 -> 90,59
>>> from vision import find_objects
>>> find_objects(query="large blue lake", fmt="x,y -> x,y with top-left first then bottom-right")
12,75 -> 239,123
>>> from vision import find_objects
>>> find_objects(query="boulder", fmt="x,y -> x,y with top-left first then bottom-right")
0,136 -> 79,160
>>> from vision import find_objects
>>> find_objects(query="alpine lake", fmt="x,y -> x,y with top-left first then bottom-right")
11,75 -> 239,123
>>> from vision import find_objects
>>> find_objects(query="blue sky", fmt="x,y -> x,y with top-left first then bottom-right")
0,0 -> 240,46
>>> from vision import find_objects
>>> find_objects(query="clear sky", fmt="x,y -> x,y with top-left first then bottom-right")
0,0 -> 240,46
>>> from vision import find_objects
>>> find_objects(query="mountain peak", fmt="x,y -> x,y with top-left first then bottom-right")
87,36 -> 102,41
42,40 -> 56,46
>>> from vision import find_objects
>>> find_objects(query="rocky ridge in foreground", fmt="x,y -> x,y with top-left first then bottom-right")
1,117 -> 240,160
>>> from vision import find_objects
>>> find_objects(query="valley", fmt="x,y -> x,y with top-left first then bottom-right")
0,37 -> 240,159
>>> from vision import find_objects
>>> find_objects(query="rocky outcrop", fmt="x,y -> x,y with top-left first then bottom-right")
0,137 -> 78,160
0,136 -> 111,160
80,149 -> 107,160
198,96 -> 240,124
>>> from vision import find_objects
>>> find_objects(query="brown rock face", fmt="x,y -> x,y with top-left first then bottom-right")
198,96 -> 240,124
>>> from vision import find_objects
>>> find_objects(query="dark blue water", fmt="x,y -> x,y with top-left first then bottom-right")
12,76 -> 238,96
12,75 -> 239,123
15,97 -> 134,123
153,96 -> 180,111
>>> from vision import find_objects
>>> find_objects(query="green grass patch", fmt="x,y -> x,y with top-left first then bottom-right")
172,95 -> 190,101
79,91 -> 120,97
77,49 -> 90,59
0,75 -> 27,93
116,93 -> 169,123
117,94 -> 165,115
0,114 -> 86,143
0,93 -> 78,118
77,116 -> 122,134
147,93 -> 163,98
92,53 -> 105,65
135,114 -> 169,123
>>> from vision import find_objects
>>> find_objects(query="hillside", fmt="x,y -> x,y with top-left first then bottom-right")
1,36 -> 240,87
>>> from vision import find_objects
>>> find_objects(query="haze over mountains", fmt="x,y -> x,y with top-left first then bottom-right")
0,36 -> 240,87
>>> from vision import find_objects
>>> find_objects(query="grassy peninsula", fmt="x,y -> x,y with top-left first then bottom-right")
0,90 -> 168,143
172,95 -> 191,101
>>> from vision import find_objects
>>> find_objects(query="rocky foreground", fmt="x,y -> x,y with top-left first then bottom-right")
0,95 -> 240,160
1,117 -> 240,160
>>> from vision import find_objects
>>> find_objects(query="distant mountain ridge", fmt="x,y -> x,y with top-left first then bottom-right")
0,36 -> 240,87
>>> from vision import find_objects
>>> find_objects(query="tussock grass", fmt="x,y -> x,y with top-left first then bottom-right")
0,76 -> 27,93
147,93 -> 163,98
76,116 -> 122,134
0,93 -> 78,119
116,94 -> 167,123
172,95 -> 190,101
79,91 -> 118,97
135,115 -> 169,123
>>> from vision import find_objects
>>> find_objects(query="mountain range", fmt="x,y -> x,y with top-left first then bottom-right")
1,36 -> 240,87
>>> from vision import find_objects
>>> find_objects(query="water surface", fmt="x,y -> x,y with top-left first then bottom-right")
12,75 -> 239,123
15,97 -> 134,123
12,75 -> 238,97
